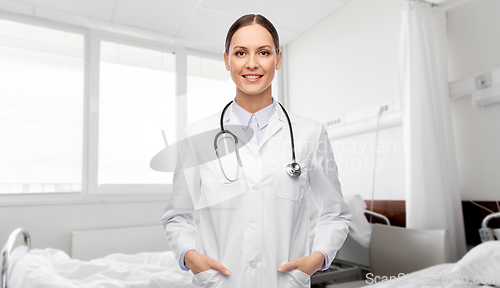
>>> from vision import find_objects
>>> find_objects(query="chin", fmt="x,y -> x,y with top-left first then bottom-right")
239,85 -> 271,96
240,89 -> 267,96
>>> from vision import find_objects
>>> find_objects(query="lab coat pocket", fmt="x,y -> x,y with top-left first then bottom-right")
273,165 -> 308,202
192,269 -> 219,288
201,176 -> 248,208
289,269 -> 311,287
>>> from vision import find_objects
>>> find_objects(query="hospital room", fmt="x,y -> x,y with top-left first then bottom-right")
1,0 -> 499,287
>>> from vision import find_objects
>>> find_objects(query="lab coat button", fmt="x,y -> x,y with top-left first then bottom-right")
250,223 -> 257,230
252,186 -> 259,192
250,260 -> 257,268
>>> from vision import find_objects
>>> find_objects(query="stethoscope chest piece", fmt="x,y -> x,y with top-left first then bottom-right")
286,162 -> 301,177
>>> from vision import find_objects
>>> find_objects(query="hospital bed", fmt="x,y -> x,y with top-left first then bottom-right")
327,239 -> 500,288
1,226 -> 193,288
310,212 -> 389,286
1,194 -> 377,288
0,224 -> 385,288
308,194 -> 391,286
479,212 -> 500,242
1,195 -> 444,288
3,224 -> 371,288
325,212 -> 500,288
2,224 -> 376,288
0,193 -> 372,288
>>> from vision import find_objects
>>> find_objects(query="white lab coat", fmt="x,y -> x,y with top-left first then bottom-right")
162,105 -> 351,288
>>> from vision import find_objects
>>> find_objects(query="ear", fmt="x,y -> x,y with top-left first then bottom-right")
223,52 -> 230,71
275,49 -> 282,70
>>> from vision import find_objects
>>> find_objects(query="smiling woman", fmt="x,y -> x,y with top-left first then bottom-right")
162,14 -> 351,288
223,14 -> 282,113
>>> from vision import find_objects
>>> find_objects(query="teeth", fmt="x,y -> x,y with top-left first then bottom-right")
245,75 -> 260,79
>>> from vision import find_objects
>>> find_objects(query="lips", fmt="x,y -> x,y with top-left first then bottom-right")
242,74 -> 263,82
243,74 -> 263,79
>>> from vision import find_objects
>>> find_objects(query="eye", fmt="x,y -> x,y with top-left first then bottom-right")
235,51 -> 246,56
259,50 -> 270,56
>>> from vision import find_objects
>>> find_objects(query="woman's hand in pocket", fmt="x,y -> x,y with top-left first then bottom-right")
185,250 -> 231,276
277,251 -> 325,276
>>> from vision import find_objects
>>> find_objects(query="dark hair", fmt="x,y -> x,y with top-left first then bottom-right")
224,14 -> 280,55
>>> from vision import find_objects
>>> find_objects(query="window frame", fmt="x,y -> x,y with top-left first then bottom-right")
88,31 -> 183,196
0,11 -> 196,206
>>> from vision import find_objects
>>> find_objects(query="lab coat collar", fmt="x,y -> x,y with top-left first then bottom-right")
258,103 -> 296,150
275,102 -> 295,125
213,101 -> 295,152
214,100 -> 295,126
232,98 -> 276,131
216,103 -> 238,126
213,104 -> 253,150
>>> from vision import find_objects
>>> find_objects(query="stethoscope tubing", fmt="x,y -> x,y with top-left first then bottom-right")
277,102 -> 296,164
215,100 -> 301,180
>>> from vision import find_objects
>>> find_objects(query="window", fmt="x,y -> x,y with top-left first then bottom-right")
186,54 -> 232,125
96,40 -> 176,188
1,16 -> 256,202
0,19 -> 84,194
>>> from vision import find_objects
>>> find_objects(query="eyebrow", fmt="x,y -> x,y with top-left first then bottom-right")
233,45 -> 272,50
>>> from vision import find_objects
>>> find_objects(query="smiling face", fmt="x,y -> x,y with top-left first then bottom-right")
224,24 -> 282,99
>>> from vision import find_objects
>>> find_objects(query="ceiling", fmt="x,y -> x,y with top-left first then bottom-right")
0,0 -> 352,55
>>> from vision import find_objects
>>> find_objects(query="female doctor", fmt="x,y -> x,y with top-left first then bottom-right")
162,14 -> 351,288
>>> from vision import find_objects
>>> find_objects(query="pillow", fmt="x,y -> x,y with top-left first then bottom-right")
343,194 -> 372,247
450,241 -> 500,286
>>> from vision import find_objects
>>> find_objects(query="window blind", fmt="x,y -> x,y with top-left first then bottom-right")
0,19 -> 84,194
98,41 -> 176,186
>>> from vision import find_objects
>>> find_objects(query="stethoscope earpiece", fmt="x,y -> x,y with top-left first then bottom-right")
286,162 -> 301,177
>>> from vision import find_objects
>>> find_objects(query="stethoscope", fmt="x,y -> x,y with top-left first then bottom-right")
214,100 -> 301,183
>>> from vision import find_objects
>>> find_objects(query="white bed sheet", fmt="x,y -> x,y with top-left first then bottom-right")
8,248 -> 193,288
9,242 -> 500,288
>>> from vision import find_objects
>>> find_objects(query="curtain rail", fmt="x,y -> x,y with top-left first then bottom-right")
407,0 -> 439,7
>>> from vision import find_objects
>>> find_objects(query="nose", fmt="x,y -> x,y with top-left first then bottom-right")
246,54 -> 259,69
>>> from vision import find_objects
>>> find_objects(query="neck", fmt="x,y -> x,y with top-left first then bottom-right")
234,87 -> 273,114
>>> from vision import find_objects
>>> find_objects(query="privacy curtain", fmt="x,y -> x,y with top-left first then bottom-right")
399,1 -> 467,262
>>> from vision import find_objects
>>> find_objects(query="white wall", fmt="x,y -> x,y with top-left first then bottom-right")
330,125 -> 405,201
447,0 -> 500,82
447,0 -> 500,201
287,0 -> 500,201
287,0 -> 404,200
287,0 -> 401,121
0,202 -> 166,255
